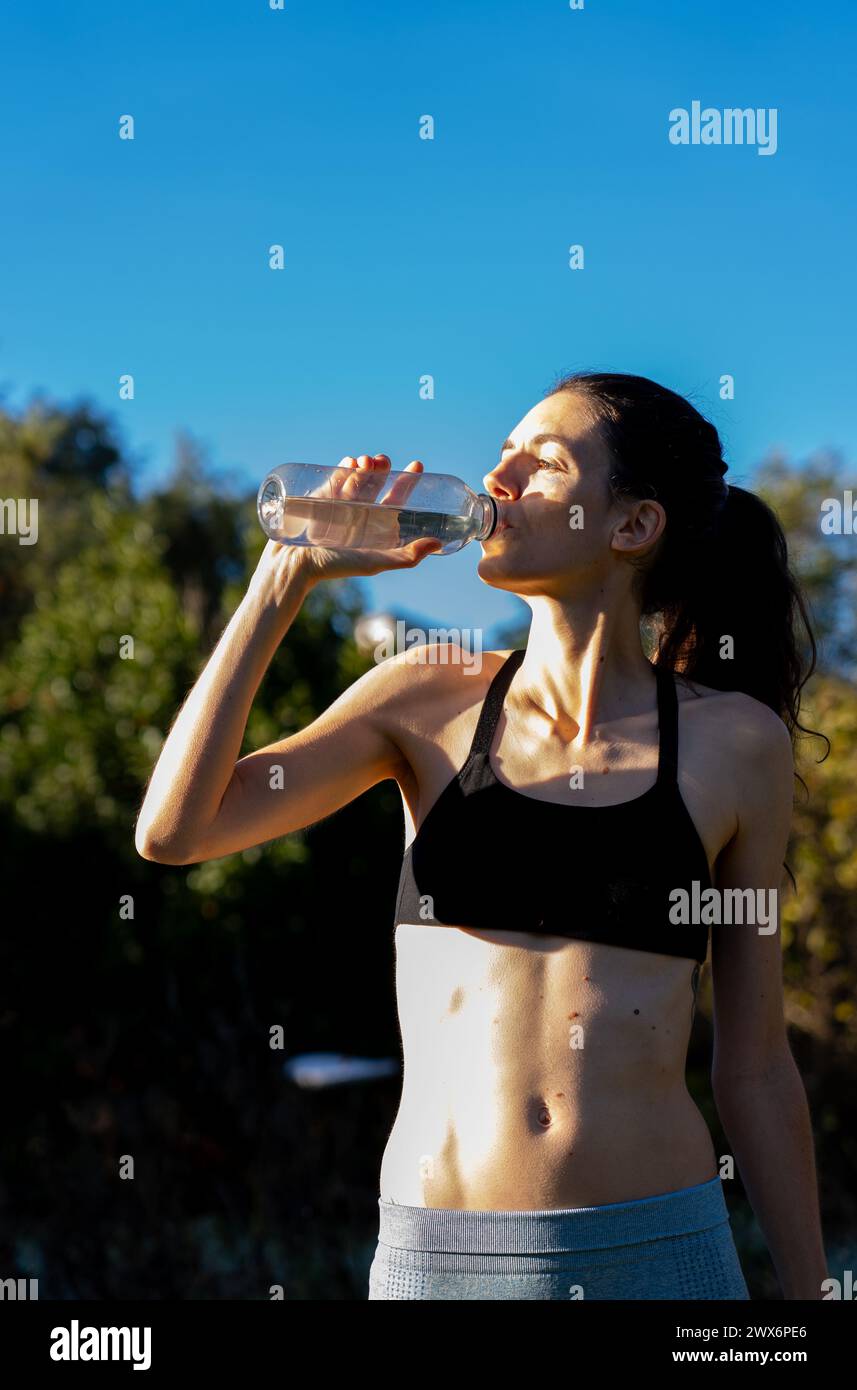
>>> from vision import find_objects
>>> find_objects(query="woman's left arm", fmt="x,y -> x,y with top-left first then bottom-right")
709,698 -> 829,1301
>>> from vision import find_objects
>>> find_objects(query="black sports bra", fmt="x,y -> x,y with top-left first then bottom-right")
394,648 -> 711,963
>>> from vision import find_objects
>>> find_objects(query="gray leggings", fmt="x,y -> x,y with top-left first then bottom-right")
368,1175 -> 750,1300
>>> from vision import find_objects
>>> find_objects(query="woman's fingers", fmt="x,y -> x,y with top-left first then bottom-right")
330,453 -> 392,504
331,454 -> 367,497
378,458 -> 425,508
327,453 -> 431,526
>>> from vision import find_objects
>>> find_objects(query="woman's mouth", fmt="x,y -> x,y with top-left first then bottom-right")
482,524 -> 509,544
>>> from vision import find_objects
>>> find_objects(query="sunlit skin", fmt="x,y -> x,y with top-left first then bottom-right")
136,393 -> 821,1289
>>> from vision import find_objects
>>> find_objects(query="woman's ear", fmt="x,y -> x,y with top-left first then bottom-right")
610,498 -> 666,556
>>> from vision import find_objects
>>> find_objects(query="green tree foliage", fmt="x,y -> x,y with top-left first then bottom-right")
751,454 -> 857,1058
0,396 -> 407,1296
754,449 -> 857,677
0,396 -> 131,655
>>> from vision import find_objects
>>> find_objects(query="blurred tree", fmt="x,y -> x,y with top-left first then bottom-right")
0,396 -> 405,1297
782,673 -> 857,1055
750,454 -> 857,1051
0,491 -> 199,845
754,449 -> 857,678
143,430 -> 249,647
0,396 -> 131,656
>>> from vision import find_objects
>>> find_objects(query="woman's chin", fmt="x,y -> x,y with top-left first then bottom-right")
476,551 -> 524,589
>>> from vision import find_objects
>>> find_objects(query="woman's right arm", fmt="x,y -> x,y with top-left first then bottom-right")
134,454 -> 440,865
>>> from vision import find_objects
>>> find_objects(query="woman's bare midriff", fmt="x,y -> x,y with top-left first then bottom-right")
379,922 -> 718,1210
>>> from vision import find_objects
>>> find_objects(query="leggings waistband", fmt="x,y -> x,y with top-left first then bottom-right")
377,1175 -> 729,1254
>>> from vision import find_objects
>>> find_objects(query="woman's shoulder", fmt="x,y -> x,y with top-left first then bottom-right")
674,672 -> 792,763
371,642 -> 512,720
384,641 -> 515,680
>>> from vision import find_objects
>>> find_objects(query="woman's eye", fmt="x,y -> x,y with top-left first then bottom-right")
539,458 -> 562,471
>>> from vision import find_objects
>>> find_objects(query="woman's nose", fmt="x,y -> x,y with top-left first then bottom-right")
483,459 -> 522,500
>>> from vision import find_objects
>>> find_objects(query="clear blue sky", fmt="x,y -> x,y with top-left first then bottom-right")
3,0 -> 855,642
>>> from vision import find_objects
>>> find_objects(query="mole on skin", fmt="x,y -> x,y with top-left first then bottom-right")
447,987 -> 465,1014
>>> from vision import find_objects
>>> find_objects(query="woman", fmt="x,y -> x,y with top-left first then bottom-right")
135,371 -> 828,1300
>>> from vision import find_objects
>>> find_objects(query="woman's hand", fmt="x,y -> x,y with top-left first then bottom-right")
258,454 -> 443,590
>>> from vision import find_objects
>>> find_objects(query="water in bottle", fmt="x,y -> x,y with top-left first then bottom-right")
257,462 -> 498,556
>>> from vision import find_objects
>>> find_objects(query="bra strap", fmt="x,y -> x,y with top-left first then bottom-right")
654,662 -> 679,785
468,649 -> 526,758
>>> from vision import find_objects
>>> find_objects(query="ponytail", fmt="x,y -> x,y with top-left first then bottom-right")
650,482 -> 818,745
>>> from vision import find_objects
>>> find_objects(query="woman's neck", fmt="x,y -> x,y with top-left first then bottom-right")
513,593 -> 656,748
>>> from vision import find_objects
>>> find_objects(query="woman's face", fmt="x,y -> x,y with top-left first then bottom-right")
478,391 -> 629,599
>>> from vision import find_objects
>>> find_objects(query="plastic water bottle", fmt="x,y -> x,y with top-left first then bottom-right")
257,461 -> 498,556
